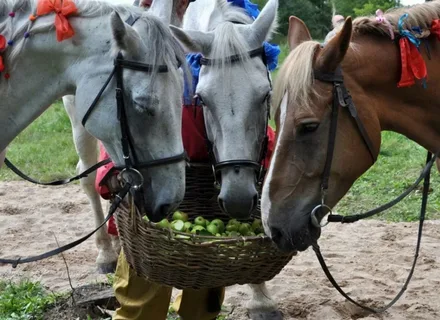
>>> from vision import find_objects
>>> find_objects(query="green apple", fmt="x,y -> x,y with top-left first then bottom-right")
191,225 -> 206,234
184,221 -> 192,232
206,224 -> 219,235
239,223 -> 251,235
171,220 -> 185,232
228,231 -> 240,237
155,219 -> 170,229
210,219 -> 225,233
194,216 -> 206,227
227,219 -> 239,226
252,219 -> 263,233
226,224 -> 239,232
172,211 -> 189,222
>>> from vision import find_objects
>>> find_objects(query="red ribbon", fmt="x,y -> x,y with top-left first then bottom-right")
0,35 -> 5,51
397,37 -> 427,88
37,0 -> 78,42
431,19 -> 440,41
0,35 -> 5,72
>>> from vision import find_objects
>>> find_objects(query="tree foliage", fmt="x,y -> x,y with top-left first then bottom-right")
252,0 -> 401,41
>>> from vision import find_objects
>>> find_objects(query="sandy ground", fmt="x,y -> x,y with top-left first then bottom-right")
1,181 -> 440,319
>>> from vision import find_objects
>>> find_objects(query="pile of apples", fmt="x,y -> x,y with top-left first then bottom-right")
145,211 -> 265,237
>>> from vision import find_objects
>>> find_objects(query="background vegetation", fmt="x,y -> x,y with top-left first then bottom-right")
254,0 -> 402,41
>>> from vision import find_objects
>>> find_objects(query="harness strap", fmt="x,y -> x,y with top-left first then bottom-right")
338,84 -> 376,162
81,68 -> 116,127
320,84 -> 340,198
116,59 -> 170,73
328,153 -> 437,223
3,158 -> 111,186
113,151 -> 188,171
0,182 -> 131,267
314,152 -> 433,314
200,47 -> 265,66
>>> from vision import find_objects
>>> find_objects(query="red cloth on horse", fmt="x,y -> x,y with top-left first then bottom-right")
96,105 -> 275,236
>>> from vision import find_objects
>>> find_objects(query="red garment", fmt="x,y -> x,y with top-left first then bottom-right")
96,105 -> 276,236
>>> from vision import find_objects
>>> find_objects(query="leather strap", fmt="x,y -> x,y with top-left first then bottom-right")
3,158 -> 111,186
328,153 -> 437,223
0,182 -> 131,267
320,85 -> 340,199
200,47 -> 265,66
314,152 -> 433,313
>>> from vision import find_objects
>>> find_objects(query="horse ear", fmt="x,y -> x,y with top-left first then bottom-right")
169,26 -> 213,53
250,0 -> 278,43
287,16 -> 311,52
315,17 -> 352,72
110,12 -> 138,51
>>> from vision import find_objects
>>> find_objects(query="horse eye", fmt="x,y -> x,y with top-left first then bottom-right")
297,122 -> 320,135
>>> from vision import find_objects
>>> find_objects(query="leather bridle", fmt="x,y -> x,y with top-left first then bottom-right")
307,65 -> 439,313
198,47 -> 272,187
81,16 -> 186,194
310,66 -> 376,227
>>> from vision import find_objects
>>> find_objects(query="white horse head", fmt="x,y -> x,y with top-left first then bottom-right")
0,0 -> 186,221
171,0 -> 278,218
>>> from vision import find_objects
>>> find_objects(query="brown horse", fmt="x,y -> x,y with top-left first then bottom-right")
261,1 -> 440,252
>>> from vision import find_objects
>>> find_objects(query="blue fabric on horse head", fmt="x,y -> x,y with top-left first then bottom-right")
183,0 -> 280,105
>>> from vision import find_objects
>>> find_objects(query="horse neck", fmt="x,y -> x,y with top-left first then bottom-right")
343,35 -> 440,153
0,14 -> 115,150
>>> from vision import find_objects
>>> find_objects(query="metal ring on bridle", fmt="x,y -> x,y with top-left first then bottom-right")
311,204 -> 333,228
119,168 -> 144,191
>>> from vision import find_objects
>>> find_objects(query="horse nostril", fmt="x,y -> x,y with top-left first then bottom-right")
159,204 -> 172,216
270,227 -> 283,244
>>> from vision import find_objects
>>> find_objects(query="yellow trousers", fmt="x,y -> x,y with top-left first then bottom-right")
113,251 -> 225,320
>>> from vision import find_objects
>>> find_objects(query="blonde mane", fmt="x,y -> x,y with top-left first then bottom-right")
272,41 -> 320,117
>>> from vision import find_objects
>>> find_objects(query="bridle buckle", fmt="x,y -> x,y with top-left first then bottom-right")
119,168 -> 144,191
311,204 -> 333,228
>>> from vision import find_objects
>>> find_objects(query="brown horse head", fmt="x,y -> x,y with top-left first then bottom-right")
262,3 -> 440,252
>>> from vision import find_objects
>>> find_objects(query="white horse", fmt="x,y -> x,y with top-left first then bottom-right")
0,0 -> 186,270
61,0 -> 185,273
171,0 -> 282,319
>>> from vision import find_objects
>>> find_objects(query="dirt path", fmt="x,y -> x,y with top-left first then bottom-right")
1,181 -> 439,319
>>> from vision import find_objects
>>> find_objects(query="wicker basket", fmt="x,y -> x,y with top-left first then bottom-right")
115,163 -> 295,289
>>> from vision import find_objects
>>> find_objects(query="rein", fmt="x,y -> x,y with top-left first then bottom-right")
199,46 -> 272,186
310,66 -> 438,313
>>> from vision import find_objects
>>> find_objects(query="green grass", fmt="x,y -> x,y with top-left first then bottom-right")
0,279 -> 59,320
0,101 -> 78,182
335,131 -> 440,222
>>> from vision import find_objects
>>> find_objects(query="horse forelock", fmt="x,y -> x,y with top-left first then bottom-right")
272,41 -> 320,118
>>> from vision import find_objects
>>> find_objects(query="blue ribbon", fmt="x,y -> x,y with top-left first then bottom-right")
398,13 -> 420,48
183,0 -> 280,104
